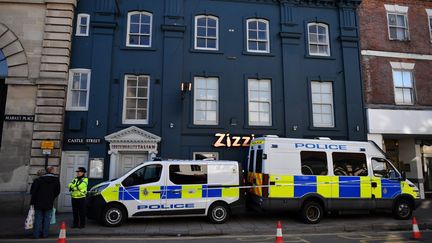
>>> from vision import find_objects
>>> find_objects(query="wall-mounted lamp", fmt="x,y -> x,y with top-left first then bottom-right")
181,82 -> 192,99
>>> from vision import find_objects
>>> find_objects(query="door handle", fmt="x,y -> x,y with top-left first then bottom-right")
172,189 -> 181,194
152,191 -> 162,194
371,182 -> 377,188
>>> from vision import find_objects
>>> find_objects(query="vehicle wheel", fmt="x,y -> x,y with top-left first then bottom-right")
101,204 -> 126,227
393,199 -> 413,220
301,201 -> 323,224
208,202 -> 230,224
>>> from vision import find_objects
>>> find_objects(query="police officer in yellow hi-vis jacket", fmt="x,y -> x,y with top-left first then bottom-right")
68,167 -> 88,228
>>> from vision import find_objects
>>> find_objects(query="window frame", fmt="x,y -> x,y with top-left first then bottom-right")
75,13 -> 90,37
193,76 -> 219,125
392,69 -> 414,105
122,164 -> 162,187
332,152 -> 368,177
427,9 -> 432,42
246,18 -> 270,53
247,78 -> 272,126
66,69 -> 91,111
168,164 -> 208,185
194,15 -> 219,51
122,74 -> 150,125
307,22 -> 331,57
310,81 -> 335,128
386,12 -> 409,41
300,151 -> 328,176
192,152 -> 219,160
126,11 -> 153,48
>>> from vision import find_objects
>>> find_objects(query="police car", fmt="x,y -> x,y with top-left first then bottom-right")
247,136 -> 422,224
87,160 -> 241,226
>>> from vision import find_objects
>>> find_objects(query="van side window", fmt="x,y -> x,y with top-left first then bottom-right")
333,152 -> 368,176
248,149 -> 255,172
169,164 -> 208,184
301,151 -> 328,175
255,149 -> 263,173
122,164 -> 162,187
372,158 -> 400,179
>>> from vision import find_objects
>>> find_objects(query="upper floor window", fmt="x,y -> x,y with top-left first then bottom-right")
385,4 -> 409,41
311,81 -> 334,128
66,69 -> 91,111
123,75 -> 150,124
307,23 -> 330,56
246,19 -> 270,53
76,13 -> 90,36
193,77 -> 218,125
248,79 -> 272,126
427,9 -> 432,42
391,62 -> 415,105
194,15 -> 218,50
127,11 -> 152,47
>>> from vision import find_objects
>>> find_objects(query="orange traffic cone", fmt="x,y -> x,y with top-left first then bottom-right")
58,221 -> 66,243
411,217 -> 422,240
275,221 -> 283,243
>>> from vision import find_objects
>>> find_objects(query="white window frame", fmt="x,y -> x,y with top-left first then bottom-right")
427,9 -> 432,42
193,77 -> 219,125
307,23 -> 331,57
193,152 -> 219,160
76,13 -> 90,36
390,62 -> 415,105
66,69 -> 91,111
385,5 -> 409,41
122,75 -> 150,124
246,18 -> 270,53
126,11 -> 153,48
248,78 -> 272,126
194,15 -> 219,51
311,81 -> 334,128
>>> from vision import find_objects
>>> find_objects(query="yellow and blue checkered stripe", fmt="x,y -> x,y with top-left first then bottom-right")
101,184 -> 239,202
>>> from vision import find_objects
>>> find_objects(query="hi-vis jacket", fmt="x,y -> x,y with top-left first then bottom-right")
68,177 -> 88,199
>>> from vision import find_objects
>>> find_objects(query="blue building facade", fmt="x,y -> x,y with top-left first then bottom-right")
63,0 -> 365,186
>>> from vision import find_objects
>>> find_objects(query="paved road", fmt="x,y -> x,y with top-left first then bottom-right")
2,231 -> 431,243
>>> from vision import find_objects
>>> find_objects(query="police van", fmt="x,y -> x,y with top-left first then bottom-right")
247,136 -> 421,224
87,160 -> 241,226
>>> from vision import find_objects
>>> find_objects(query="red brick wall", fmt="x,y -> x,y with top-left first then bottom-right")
359,0 -> 432,106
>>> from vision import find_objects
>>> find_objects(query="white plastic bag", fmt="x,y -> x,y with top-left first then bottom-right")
24,205 -> 35,230
50,208 -> 56,225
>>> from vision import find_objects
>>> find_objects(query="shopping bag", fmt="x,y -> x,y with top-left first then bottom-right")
24,205 -> 35,230
50,208 -> 56,225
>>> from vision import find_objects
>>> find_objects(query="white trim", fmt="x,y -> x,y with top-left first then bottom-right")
390,61 -> 415,70
427,9 -> 432,42
311,81 -> 334,128
386,12 -> 409,41
247,78 -> 272,126
361,50 -> 432,60
126,11 -> 152,48
384,4 -> 408,14
122,75 -> 150,125
66,69 -> 91,111
307,22 -> 331,57
246,18 -> 270,53
194,15 -> 219,51
193,77 -> 219,125
75,13 -> 90,36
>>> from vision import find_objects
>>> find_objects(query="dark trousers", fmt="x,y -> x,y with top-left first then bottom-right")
33,209 -> 52,238
71,198 -> 86,227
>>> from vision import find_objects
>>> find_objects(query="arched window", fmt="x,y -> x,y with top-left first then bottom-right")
126,11 -> 152,47
307,23 -> 330,56
194,15 -> 219,50
246,18 -> 270,53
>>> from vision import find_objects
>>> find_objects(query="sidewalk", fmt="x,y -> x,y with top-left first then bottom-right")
1,200 -> 431,239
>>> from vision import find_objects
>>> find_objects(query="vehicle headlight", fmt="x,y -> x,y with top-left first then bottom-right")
90,183 -> 109,195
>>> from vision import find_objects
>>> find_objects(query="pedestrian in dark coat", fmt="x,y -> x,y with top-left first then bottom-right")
30,166 -> 60,238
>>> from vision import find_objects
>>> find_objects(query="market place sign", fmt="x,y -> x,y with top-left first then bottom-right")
4,115 -> 34,122
213,133 -> 255,148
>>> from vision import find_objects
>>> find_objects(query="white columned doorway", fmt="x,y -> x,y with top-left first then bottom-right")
105,126 -> 161,180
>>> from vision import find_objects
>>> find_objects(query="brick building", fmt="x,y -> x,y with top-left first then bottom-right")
359,0 -> 432,198
0,0 -> 76,213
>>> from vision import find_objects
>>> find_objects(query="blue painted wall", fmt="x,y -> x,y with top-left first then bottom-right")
65,0 -> 365,182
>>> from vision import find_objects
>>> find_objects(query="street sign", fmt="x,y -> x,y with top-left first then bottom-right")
42,149 -> 51,155
41,140 -> 54,150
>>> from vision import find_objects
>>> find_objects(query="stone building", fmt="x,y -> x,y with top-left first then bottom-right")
359,0 -> 432,198
0,0 -> 76,213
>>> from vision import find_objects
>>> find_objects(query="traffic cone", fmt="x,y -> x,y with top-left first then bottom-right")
411,217 -> 422,240
275,221 -> 283,243
58,221 -> 66,243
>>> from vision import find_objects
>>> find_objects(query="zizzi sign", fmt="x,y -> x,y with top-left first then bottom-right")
213,133 -> 255,148
4,115 -> 34,122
